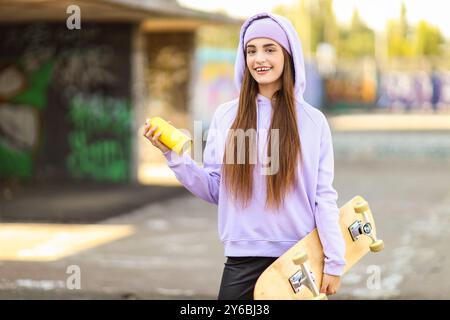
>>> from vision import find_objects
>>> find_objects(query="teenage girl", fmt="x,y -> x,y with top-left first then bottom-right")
143,12 -> 345,300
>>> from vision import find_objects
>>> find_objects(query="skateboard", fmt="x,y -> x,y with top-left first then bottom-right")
254,195 -> 384,300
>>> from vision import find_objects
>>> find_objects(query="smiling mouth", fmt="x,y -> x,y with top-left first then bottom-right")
255,67 -> 272,74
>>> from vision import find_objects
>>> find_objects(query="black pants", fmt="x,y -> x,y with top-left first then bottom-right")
218,257 -> 277,300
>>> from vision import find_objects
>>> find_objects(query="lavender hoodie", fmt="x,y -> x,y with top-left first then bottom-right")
163,12 -> 346,276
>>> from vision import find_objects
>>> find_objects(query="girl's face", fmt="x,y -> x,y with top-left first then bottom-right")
245,38 -> 284,88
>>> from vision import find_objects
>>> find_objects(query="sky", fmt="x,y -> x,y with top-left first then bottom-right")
177,0 -> 450,37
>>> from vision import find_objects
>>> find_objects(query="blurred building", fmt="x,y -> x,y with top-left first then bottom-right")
0,0 -> 241,184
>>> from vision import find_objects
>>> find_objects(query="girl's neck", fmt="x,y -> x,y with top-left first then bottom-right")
258,82 -> 281,100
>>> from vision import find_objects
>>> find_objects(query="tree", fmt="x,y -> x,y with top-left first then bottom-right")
337,8 -> 375,58
413,20 -> 444,56
273,0 -> 339,57
386,2 -> 413,57
386,2 -> 445,57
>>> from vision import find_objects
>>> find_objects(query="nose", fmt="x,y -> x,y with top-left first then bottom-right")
255,52 -> 267,64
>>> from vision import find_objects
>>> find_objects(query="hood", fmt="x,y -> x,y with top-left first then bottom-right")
234,12 -> 306,102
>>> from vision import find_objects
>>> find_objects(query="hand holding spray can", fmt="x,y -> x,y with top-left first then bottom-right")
147,117 -> 192,155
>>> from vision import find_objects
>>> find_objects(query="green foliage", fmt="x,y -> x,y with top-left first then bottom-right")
272,0 -> 447,59
273,0 -> 339,57
338,9 -> 375,58
385,2 -> 444,57
413,20 -> 444,56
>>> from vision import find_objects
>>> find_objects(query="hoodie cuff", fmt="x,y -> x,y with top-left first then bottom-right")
323,262 -> 345,276
163,149 -> 184,167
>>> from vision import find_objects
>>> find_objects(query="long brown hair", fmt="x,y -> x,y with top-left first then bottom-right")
222,48 -> 301,211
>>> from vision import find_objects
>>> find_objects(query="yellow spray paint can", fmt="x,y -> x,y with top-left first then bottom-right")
149,117 -> 192,155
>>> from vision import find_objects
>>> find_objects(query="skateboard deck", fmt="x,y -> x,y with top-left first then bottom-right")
254,195 -> 384,300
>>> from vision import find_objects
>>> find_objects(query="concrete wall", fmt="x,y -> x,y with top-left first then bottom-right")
0,23 -> 133,182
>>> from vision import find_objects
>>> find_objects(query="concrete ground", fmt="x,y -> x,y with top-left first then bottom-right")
1,155 -> 449,299
0,182 -> 187,223
1,118 -> 450,299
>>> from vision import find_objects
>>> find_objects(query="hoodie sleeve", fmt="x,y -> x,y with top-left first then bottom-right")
314,117 -> 346,276
162,113 -> 221,205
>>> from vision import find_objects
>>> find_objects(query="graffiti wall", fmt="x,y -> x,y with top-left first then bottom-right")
0,23 -> 132,182
324,58 -> 378,111
323,57 -> 450,112
377,71 -> 450,112
0,60 -> 53,178
66,95 -> 131,182
303,60 -> 325,108
191,47 -> 238,126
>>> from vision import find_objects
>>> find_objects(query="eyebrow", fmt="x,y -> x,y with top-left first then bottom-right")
246,43 -> 277,49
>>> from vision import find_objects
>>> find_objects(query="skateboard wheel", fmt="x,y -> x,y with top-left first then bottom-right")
313,293 -> 328,300
292,251 -> 308,265
369,239 -> 384,252
354,200 -> 369,214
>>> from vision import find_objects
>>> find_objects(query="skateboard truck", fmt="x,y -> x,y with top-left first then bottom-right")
289,251 -> 327,300
349,200 -> 384,252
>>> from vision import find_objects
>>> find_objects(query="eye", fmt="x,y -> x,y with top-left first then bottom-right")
266,48 -> 275,53
247,50 -> 255,54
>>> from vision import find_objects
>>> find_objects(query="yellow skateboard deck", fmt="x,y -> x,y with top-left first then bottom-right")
254,195 -> 384,300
